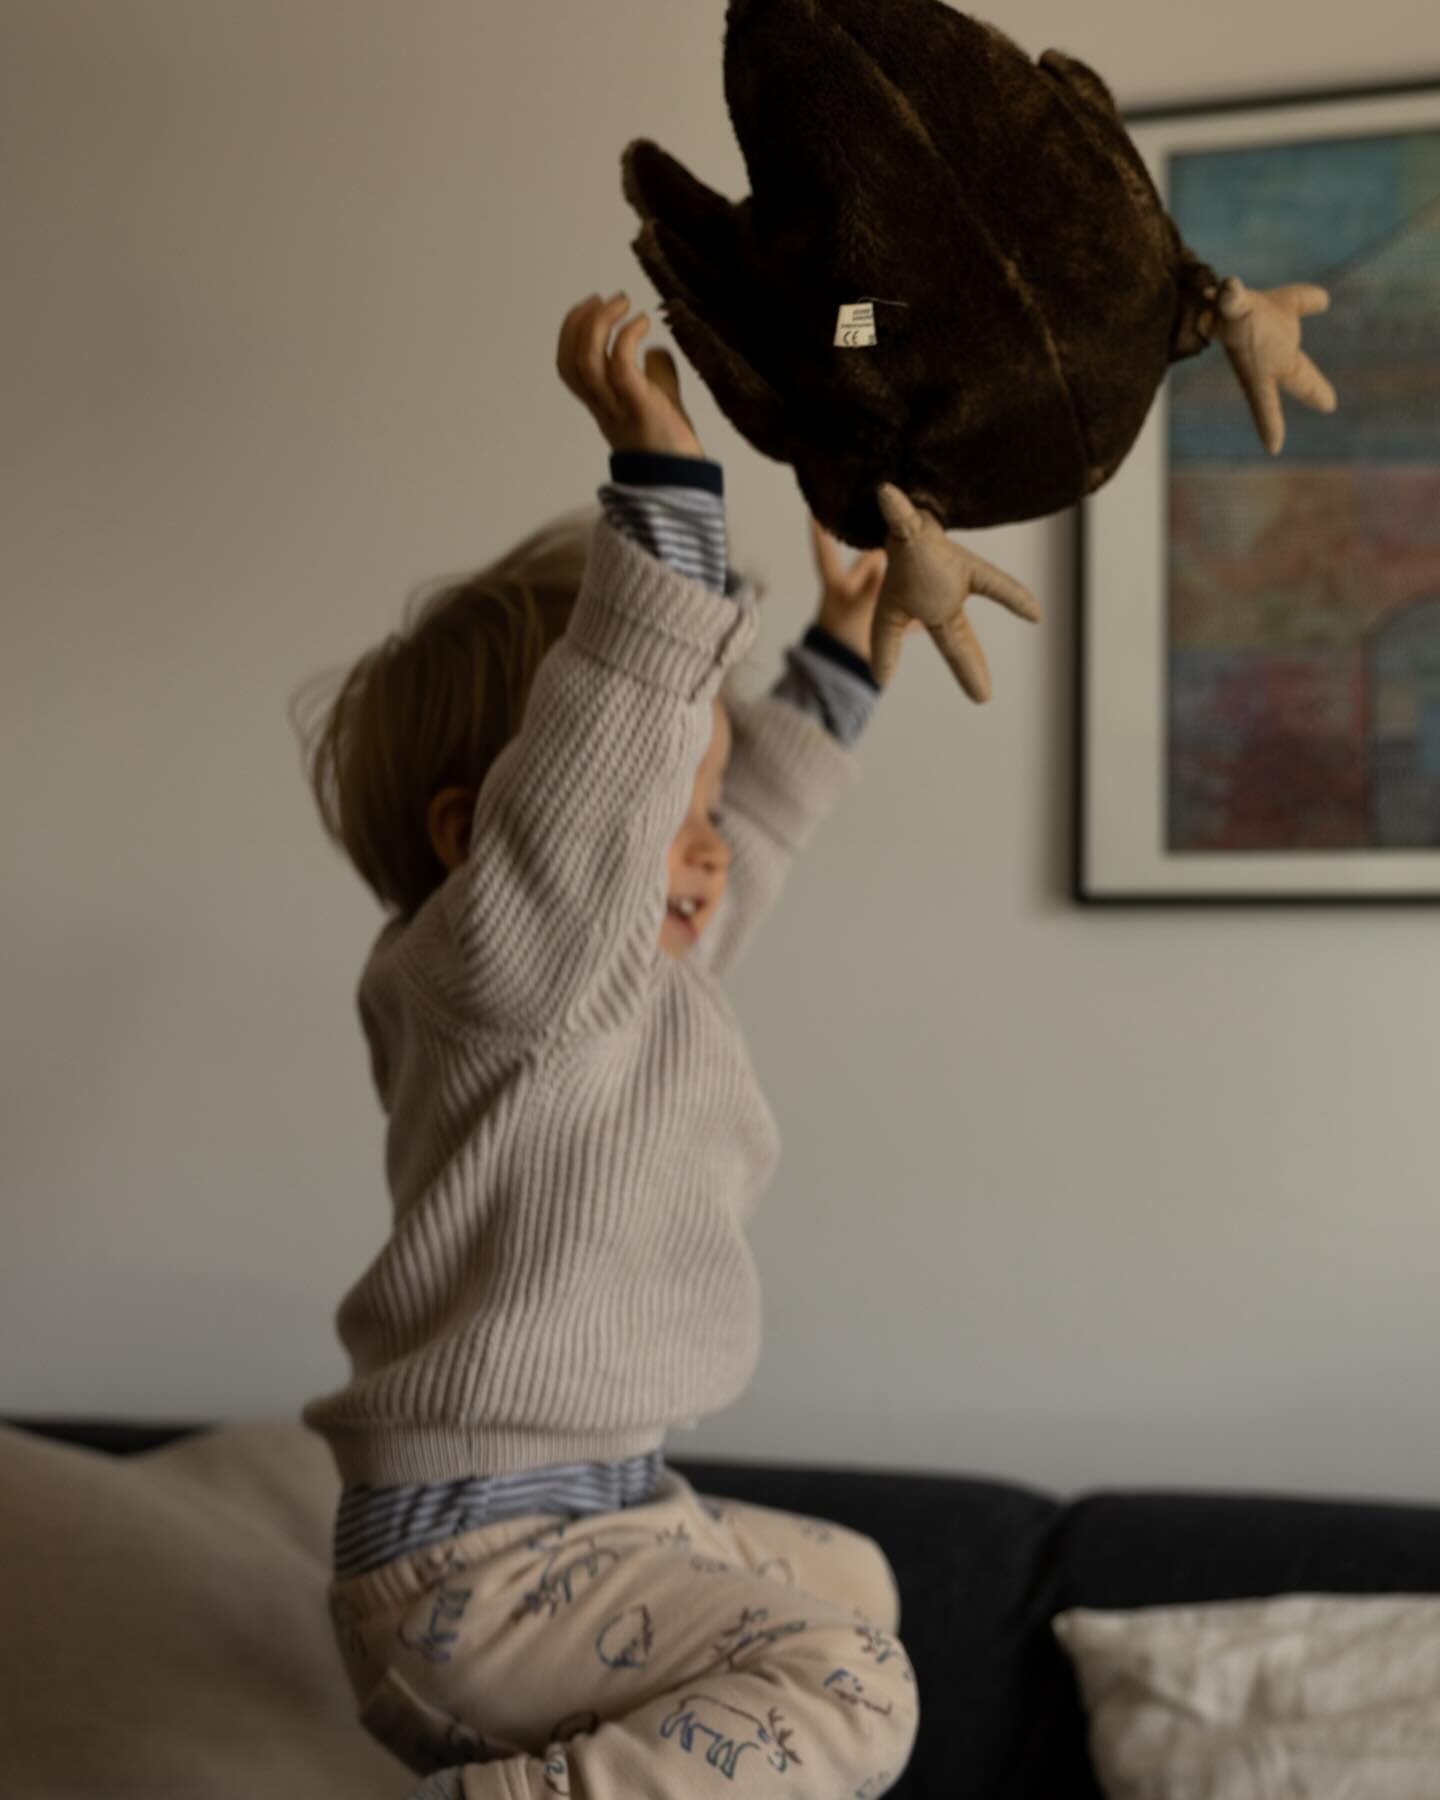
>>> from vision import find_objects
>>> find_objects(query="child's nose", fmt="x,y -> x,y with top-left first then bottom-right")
691,823 -> 729,869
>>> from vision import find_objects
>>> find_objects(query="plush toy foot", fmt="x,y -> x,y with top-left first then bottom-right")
871,484 -> 1041,701
1209,276 -> 1337,455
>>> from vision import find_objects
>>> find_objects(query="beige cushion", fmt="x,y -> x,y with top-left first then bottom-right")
1054,1594 -> 1440,1800
0,1419 -> 405,1799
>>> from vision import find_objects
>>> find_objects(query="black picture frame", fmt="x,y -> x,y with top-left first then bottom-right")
1075,74 -> 1440,905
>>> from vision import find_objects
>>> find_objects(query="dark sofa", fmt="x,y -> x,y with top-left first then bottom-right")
15,1418 -> 1440,1798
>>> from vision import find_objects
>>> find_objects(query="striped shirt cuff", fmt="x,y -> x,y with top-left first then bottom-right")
774,634 -> 880,748
600,453 -> 729,594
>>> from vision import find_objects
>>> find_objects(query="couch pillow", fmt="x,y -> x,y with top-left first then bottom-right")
1053,1594 -> 1440,1800
0,1419 -> 405,1800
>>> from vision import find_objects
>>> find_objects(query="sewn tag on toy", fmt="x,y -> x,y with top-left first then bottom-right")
835,302 -> 878,349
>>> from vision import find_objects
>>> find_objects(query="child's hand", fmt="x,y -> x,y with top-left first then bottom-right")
557,291 -> 706,459
809,515 -> 922,666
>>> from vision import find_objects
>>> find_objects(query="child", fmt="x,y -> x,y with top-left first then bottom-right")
295,290 -> 921,1800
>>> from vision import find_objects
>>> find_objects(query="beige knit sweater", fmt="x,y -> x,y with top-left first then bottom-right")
303,517 -> 860,1486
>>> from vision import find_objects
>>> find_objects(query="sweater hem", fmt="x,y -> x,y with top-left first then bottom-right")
311,1420 -> 670,1487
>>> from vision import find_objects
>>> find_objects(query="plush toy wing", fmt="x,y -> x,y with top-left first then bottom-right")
621,0 -> 1336,697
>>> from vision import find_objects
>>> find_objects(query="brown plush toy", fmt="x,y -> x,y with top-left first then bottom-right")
621,0 -> 1338,700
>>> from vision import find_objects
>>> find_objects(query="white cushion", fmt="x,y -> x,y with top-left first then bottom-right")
1054,1593 -> 1440,1800
0,1419 -> 405,1799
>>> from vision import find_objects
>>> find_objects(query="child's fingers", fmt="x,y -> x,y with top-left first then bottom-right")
559,293 -> 630,422
859,547 -> 887,593
555,294 -> 602,398
608,313 -> 655,413
556,295 -> 614,416
810,522 -> 889,606
578,294 -> 632,420
809,515 -> 844,587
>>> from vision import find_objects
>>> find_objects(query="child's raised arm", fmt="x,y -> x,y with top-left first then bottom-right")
689,520 -> 923,981
417,294 -> 755,1039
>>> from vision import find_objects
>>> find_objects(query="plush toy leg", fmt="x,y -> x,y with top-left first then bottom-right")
621,140 -> 792,461
1210,277 -> 1337,455
871,484 -> 1040,702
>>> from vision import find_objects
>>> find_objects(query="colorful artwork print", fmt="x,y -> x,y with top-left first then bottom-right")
1167,127 -> 1440,852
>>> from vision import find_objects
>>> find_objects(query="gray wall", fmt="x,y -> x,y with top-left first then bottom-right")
4,0 -> 1437,1499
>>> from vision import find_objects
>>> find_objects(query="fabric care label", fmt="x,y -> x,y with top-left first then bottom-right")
835,302 -> 878,348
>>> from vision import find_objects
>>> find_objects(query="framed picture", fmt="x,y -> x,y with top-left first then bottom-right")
1076,76 -> 1440,903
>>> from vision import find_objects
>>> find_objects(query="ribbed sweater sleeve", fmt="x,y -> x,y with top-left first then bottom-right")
590,458 -> 866,977
692,696 -> 857,982
407,516 -> 758,1039
599,451 -> 881,750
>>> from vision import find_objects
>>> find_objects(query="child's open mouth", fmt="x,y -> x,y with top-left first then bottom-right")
667,898 -> 703,940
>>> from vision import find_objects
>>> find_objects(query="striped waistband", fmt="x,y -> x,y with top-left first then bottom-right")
333,1450 -> 667,1577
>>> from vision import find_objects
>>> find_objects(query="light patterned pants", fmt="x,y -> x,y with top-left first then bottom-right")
328,1468 -> 919,1800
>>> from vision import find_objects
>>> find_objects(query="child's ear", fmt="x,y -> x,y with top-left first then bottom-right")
426,787 -> 476,872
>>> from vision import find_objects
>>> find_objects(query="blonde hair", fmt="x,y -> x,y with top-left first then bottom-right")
291,504 -> 764,919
